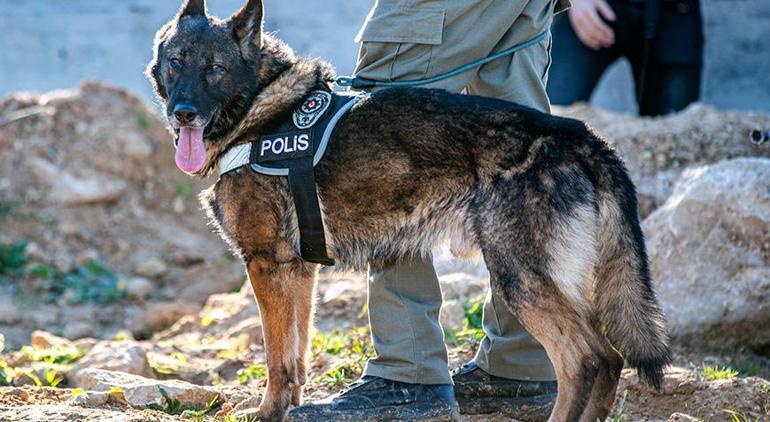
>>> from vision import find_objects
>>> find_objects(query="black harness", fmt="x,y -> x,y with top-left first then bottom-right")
219,91 -> 364,266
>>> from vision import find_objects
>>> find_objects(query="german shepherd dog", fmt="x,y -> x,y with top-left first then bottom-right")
148,0 -> 670,420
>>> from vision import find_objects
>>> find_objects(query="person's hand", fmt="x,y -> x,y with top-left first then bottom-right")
568,0 -> 616,50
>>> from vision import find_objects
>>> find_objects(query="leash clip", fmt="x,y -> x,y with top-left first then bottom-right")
335,76 -> 355,87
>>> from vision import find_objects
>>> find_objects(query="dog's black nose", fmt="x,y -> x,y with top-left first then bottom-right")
173,103 -> 198,125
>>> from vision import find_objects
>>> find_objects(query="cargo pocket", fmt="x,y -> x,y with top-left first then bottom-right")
354,6 -> 446,81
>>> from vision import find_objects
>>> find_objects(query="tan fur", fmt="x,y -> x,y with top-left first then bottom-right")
548,203 -> 598,312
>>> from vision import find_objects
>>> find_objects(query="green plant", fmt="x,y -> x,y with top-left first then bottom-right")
175,181 -> 196,199
223,415 -> 258,422
462,295 -> 484,330
702,364 -> 739,380
723,408 -> 760,422
0,360 -> 10,386
0,239 -> 28,279
147,387 -> 183,414
311,327 -> 375,388
0,334 -> 10,386
20,370 -> 43,387
444,294 -> 487,347
0,200 -> 18,218
136,114 -> 150,130
149,352 -> 188,376
758,382 -> 770,394
55,260 -> 125,304
605,389 -> 628,422
317,361 -> 360,388
44,367 -> 64,387
312,331 -> 347,355
147,387 -> 219,418
237,364 -> 267,384
21,345 -> 85,365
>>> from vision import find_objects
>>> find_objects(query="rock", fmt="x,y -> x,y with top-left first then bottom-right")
73,338 -> 99,352
124,277 -> 154,300
63,322 -> 95,340
118,132 -> 153,161
4,387 -> 30,402
433,249 -> 490,278
29,157 -> 127,205
668,413 -> 701,422
70,341 -> 155,387
76,368 -> 221,409
131,302 -> 199,338
223,318 -> 263,346
440,300 -> 466,331
438,272 -> 487,300
644,158 -> 770,349
71,391 -> 111,407
0,296 -> 20,325
175,263 -> 246,302
134,258 -> 168,279
30,331 -> 74,350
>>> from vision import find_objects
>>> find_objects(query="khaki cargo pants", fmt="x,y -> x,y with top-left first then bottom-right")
354,0 -> 566,384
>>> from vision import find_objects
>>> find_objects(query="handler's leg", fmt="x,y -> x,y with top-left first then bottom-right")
364,256 -> 451,384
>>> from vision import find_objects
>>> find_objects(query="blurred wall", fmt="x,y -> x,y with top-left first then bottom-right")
0,0 -> 768,113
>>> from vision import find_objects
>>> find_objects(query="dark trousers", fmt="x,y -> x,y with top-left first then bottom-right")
547,0 -> 704,116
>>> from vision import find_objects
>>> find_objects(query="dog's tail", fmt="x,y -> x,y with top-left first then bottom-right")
590,141 -> 670,390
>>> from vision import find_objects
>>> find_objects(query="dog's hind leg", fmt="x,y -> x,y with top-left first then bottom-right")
245,254 -> 317,421
474,177 -> 611,420
486,266 -> 600,422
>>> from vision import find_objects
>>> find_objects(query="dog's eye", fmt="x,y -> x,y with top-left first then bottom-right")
169,58 -> 182,70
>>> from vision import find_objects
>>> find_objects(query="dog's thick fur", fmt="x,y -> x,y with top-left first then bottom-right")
148,1 -> 671,420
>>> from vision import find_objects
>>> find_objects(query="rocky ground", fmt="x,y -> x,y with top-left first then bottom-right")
0,84 -> 769,421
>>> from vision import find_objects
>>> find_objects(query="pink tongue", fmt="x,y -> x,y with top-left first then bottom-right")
175,127 -> 206,174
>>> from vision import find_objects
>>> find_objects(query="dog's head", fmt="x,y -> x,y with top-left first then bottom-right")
146,0 -> 266,174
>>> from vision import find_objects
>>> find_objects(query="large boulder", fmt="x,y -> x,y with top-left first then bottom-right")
76,368 -> 221,409
70,341 -> 155,387
643,158 -> 770,350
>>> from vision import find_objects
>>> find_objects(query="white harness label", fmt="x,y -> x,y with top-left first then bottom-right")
256,130 -> 313,163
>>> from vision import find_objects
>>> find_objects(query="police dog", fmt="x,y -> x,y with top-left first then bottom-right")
147,0 -> 670,420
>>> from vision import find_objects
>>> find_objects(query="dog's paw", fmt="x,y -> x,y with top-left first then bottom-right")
233,404 -> 289,422
232,407 -> 268,421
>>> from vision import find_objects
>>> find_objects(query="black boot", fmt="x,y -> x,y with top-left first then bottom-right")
287,376 -> 460,421
451,361 -> 557,419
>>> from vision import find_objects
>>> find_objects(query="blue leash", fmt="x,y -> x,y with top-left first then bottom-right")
336,29 -> 550,89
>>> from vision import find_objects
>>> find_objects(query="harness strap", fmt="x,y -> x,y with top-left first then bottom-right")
287,159 -> 335,266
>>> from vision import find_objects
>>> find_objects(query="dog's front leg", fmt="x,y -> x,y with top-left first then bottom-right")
245,255 -> 316,421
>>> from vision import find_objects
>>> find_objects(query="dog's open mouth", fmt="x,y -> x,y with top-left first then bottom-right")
174,115 -> 215,175
175,126 -> 207,174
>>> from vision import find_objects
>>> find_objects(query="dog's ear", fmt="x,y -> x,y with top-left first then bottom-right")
231,0 -> 263,61
146,23 -> 173,101
178,0 -> 206,17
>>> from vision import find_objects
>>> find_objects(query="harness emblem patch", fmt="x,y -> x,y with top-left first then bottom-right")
293,90 -> 332,129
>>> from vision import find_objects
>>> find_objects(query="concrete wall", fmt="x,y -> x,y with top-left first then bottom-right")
1,0 -> 768,113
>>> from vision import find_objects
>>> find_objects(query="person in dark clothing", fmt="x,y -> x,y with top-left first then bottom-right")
547,0 -> 704,116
